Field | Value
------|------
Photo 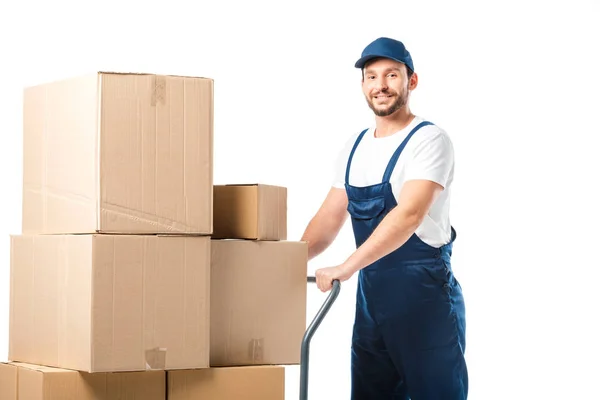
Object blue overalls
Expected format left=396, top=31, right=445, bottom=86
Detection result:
left=345, top=121, right=468, bottom=399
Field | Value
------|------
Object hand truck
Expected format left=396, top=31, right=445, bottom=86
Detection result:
left=300, top=276, right=341, bottom=400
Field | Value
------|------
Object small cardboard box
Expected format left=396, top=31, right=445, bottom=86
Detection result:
left=213, top=184, right=286, bottom=240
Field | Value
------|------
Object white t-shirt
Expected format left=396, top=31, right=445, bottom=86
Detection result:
left=332, top=116, right=455, bottom=248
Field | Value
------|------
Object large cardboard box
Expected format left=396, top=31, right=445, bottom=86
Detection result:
left=210, top=240, right=307, bottom=366
left=0, top=362, right=165, bottom=400
left=9, top=234, right=210, bottom=372
left=213, top=184, right=287, bottom=240
left=168, top=366, right=284, bottom=400
left=22, top=72, right=213, bottom=235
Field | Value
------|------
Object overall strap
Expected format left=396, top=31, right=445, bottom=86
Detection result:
left=382, top=121, right=434, bottom=183
left=345, top=128, right=370, bottom=185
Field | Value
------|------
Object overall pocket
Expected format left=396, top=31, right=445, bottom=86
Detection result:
left=347, top=196, right=386, bottom=220
left=421, top=258, right=452, bottom=288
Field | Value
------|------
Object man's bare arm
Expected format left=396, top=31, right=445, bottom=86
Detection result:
left=301, top=187, right=349, bottom=260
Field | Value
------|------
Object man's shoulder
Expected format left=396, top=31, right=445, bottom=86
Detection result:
left=407, top=118, right=454, bottom=160
left=348, top=126, right=372, bottom=141
left=339, top=126, right=373, bottom=150
left=415, top=117, right=452, bottom=142
left=410, top=119, right=453, bottom=152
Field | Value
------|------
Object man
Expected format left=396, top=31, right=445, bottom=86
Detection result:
left=300, top=37, right=468, bottom=399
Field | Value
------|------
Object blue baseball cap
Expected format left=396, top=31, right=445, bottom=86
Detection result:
left=354, top=37, right=414, bottom=72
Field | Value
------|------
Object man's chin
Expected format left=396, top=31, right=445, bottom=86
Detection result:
left=371, top=106, right=396, bottom=117
left=366, top=97, right=405, bottom=117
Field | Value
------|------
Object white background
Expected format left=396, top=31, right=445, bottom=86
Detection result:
left=1, top=0, right=599, bottom=399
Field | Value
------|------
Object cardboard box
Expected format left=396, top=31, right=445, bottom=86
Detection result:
left=0, top=362, right=165, bottom=400
left=168, top=366, right=284, bottom=400
left=22, top=72, right=213, bottom=235
left=9, top=234, right=210, bottom=372
left=210, top=240, right=307, bottom=366
left=0, top=363, right=17, bottom=399
left=213, top=184, right=286, bottom=240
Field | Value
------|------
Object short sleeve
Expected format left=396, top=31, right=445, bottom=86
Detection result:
left=331, top=132, right=361, bottom=188
left=404, top=132, right=454, bottom=188
left=332, top=144, right=349, bottom=188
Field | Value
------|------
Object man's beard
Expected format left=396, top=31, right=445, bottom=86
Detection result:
left=366, top=89, right=408, bottom=117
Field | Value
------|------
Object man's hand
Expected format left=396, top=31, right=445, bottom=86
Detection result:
left=315, top=264, right=354, bottom=292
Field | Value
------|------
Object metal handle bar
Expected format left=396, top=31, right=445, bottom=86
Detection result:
left=300, top=276, right=341, bottom=400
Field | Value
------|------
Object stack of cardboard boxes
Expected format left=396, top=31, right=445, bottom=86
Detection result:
left=0, top=72, right=308, bottom=399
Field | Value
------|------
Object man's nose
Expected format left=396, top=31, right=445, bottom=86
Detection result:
left=375, top=78, right=388, bottom=91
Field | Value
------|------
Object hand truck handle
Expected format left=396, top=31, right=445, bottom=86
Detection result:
left=300, top=276, right=341, bottom=400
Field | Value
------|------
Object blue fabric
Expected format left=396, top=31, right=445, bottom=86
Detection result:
left=354, top=37, right=415, bottom=71
left=344, top=122, right=468, bottom=399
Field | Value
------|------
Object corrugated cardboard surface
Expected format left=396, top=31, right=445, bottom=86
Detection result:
left=213, top=184, right=286, bottom=240
left=9, top=234, right=210, bottom=372
left=210, top=240, right=307, bottom=366
left=0, top=363, right=17, bottom=400
left=168, top=366, right=284, bottom=400
left=22, top=72, right=213, bottom=235
left=0, top=362, right=165, bottom=400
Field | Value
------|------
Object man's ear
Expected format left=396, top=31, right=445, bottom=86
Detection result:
left=409, top=72, right=419, bottom=90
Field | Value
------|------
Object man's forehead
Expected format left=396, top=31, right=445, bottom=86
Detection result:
left=364, top=60, right=405, bottom=73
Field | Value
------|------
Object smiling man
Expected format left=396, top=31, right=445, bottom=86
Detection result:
left=301, top=37, right=469, bottom=399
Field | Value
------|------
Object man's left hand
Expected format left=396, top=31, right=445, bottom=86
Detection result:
left=315, top=264, right=354, bottom=292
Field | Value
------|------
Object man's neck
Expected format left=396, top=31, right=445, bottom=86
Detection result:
left=374, top=108, right=416, bottom=138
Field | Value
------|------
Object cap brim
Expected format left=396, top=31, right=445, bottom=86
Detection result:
left=355, top=55, right=383, bottom=68
left=354, top=54, right=408, bottom=69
